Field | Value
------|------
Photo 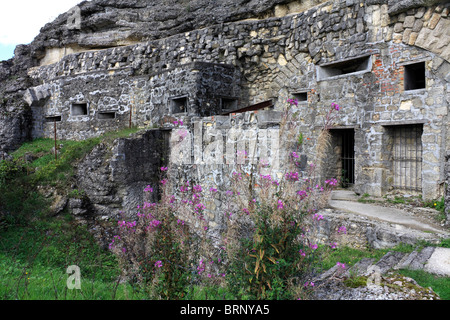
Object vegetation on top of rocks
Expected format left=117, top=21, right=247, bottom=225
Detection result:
left=0, top=127, right=141, bottom=224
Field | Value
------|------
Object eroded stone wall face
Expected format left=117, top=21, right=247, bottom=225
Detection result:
left=25, top=0, right=450, bottom=200
left=446, top=153, right=450, bottom=225
left=74, top=129, right=170, bottom=220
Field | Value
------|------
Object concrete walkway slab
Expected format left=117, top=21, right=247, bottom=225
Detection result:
left=424, top=247, right=450, bottom=277
left=328, top=199, right=447, bottom=235
left=327, top=190, right=450, bottom=278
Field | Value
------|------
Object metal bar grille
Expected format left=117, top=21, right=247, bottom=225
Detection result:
left=392, top=125, right=423, bottom=191
left=341, top=129, right=355, bottom=186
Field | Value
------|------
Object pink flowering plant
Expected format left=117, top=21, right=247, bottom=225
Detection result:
left=221, top=100, right=346, bottom=299
left=109, top=165, right=229, bottom=299
left=108, top=167, right=203, bottom=300
left=223, top=168, right=339, bottom=299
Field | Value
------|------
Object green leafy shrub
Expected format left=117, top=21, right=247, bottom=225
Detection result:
left=0, top=159, right=25, bottom=186
left=222, top=101, right=344, bottom=299
left=109, top=171, right=203, bottom=300
left=423, top=196, right=445, bottom=212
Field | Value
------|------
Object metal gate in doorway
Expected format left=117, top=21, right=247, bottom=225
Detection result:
left=341, top=129, right=355, bottom=187
left=392, top=124, right=423, bottom=192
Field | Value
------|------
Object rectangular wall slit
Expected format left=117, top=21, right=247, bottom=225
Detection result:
left=98, top=112, right=116, bottom=120
left=45, top=116, right=62, bottom=122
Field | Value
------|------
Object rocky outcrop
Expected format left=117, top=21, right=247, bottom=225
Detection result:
left=26, top=0, right=450, bottom=60
left=315, top=207, right=447, bottom=250
left=0, top=46, right=37, bottom=153
left=29, top=0, right=319, bottom=63
left=69, top=129, right=169, bottom=220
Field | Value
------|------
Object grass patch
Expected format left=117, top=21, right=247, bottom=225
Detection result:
left=439, top=238, right=450, bottom=248
left=343, top=275, right=369, bottom=288
left=0, top=212, right=236, bottom=300
left=0, top=127, right=145, bottom=300
left=386, top=195, right=407, bottom=204
left=0, top=214, right=124, bottom=300
left=397, top=269, right=450, bottom=300
left=320, top=245, right=389, bottom=271
left=357, top=193, right=376, bottom=203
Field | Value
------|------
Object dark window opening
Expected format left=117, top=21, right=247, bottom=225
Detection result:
left=171, top=97, right=188, bottom=114
left=71, top=103, right=88, bottom=116
left=98, top=112, right=116, bottom=120
left=292, top=92, right=308, bottom=103
left=45, top=116, right=62, bottom=122
left=404, top=62, right=426, bottom=91
left=221, top=98, right=238, bottom=111
left=318, top=55, right=371, bottom=80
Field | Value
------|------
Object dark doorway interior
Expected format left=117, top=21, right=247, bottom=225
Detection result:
left=327, top=129, right=355, bottom=188
left=340, top=129, right=355, bottom=187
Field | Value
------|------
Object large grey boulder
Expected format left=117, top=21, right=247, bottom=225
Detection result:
left=388, top=0, right=448, bottom=15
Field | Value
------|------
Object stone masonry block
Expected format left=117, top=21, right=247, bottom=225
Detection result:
left=412, top=18, right=424, bottom=32
left=393, top=22, right=404, bottom=33
left=402, top=29, right=412, bottom=43
left=428, top=13, right=441, bottom=29
left=415, top=7, right=426, bottom=19
left=408, top=31, right=419, bottom=45
left=403, top=15, right=415, bottom=28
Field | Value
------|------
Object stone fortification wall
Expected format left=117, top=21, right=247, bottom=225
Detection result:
left=23, top=0, right=450, bottom=201
left=0, top=0, right=448, bottom=205
left=70, top=110, right=288, bottom=247
left=73, top=109, right=449, bottom=247
left=28, top=62, right=240, bottom=141
left=74, top=110, right=285, bottom=208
